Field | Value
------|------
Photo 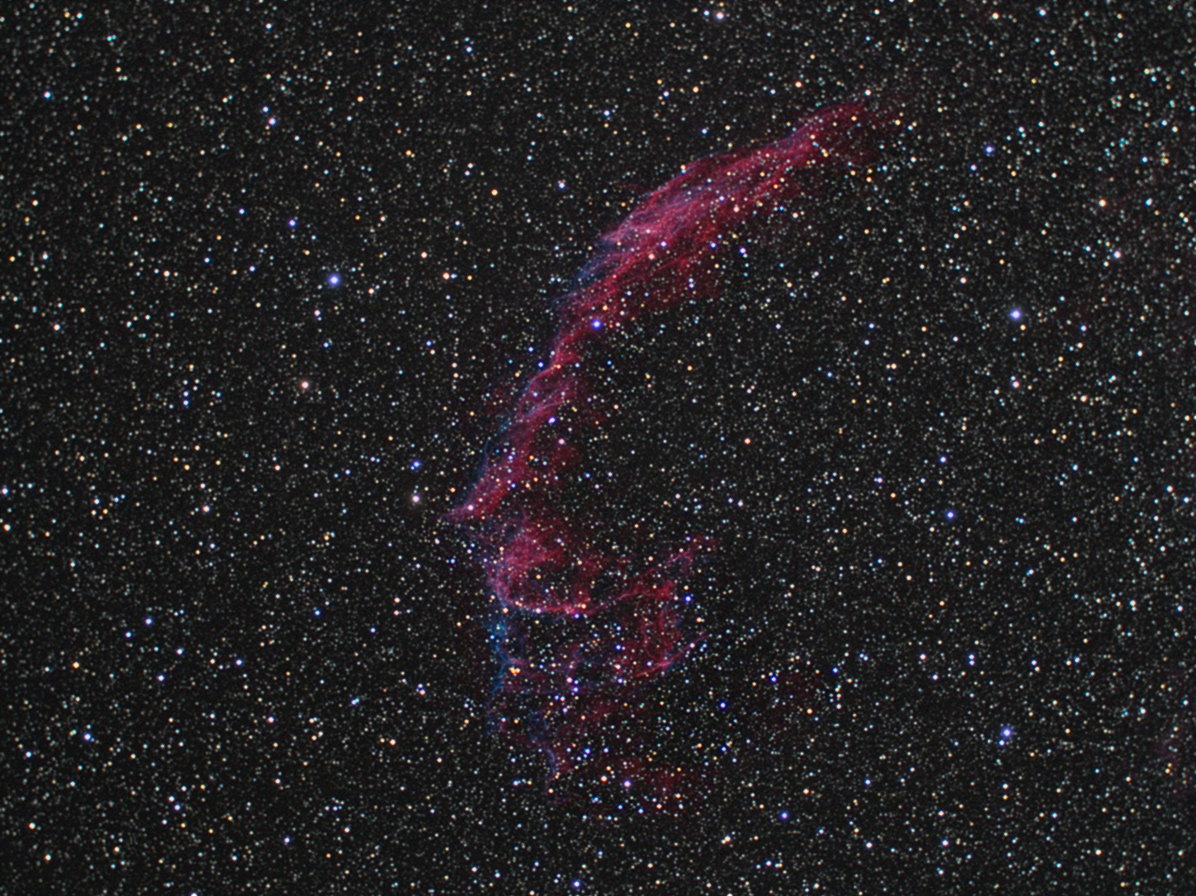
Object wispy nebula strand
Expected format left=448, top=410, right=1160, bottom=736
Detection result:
left=450, top=99, right=889, bottom=791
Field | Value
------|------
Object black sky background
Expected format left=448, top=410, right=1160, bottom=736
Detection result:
left=4, top=2, right=1195, bottom=893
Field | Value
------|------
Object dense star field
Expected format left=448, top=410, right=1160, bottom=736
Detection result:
left=4, top=3, right=1194, bottom=893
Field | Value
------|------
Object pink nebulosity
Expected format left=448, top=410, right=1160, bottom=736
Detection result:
left=450, top=99, right=888, bottom=797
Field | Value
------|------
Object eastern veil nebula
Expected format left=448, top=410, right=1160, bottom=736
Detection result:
left=449, top=99, right=889, bottom=802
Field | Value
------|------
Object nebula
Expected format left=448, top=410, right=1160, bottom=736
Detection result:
left=449, top=99, right=890, bottom=799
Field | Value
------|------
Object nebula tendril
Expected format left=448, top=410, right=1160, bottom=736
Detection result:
left=449, top=99, right=889, bottom=800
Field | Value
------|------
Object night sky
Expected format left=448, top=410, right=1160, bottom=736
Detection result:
left=5, top=3, right=1195, bottom=893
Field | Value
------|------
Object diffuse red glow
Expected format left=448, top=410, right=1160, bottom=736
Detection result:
left=450, top=99, right=887, bottom=795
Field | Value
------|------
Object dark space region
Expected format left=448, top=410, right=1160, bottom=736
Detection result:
left=3, top=3, right=1194, bottom=894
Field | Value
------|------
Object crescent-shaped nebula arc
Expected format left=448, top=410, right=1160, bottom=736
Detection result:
left=448, top=99, right=893, bottom=801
